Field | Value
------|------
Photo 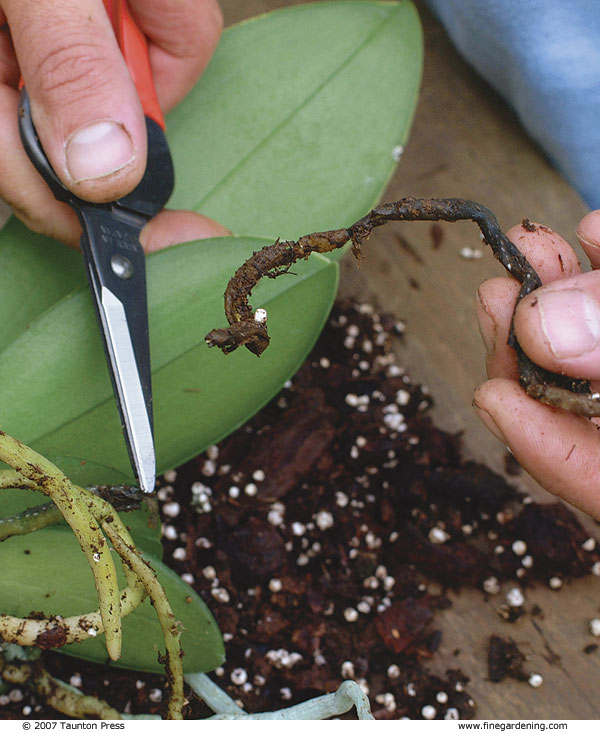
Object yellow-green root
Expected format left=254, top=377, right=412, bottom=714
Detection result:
left=0, top=430, right=185, bottom=719
left=0, top=431, right=122, bottom=659
left=1, top=657, right=121, bottom=719
left=104, top=525, right=185, bottom=720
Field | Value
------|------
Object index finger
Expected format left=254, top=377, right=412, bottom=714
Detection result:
left=576, top=210, right=600, bottom=270
left=129, top=0, right=223, bottom=112
left=476, top=220, right=582, bottom=381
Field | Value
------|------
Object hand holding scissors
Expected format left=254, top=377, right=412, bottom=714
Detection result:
left=0, top=0, right=223, bottom=246
left=13, top=0, right=225, bottom=491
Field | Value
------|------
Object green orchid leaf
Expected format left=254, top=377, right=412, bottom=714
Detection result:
left=0, top=237, right=338, bottom=484
left=167, top=0, right=423, bottom=242
left=0, top=218, right=82, bottom=353
left=0, top=528, right=224, bottom=674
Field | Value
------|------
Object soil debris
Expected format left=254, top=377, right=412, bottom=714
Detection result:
left=487, top=635, right=528, bottom=683
left=3, top=301, right=600, bottom=720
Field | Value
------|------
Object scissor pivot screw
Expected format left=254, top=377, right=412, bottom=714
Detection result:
left=111, top=253, right=134, bottom=279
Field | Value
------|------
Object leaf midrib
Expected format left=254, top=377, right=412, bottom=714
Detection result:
left=191, top=2, right=403, bottom=216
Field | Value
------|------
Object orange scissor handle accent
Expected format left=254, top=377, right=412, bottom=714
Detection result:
left=18, top=1, right=164, bottom=129
left=103, top=0, right=165, bottom=130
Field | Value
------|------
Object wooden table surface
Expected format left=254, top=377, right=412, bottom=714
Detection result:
left=226, top=0, right=599, bottom=719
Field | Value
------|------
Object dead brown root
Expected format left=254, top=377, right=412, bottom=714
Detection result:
left=205, top=197, right=600, bottom=418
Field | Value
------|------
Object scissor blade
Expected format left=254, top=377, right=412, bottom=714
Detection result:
left=78, top=204, right=156, bottom=493
left=99, top=286, right=155, bottom=494
left=18, top=92, right=170, bottom=496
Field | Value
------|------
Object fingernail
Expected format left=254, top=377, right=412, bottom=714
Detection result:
left=472, top=398, right=508, bottom=444
left=575, top=228, right=597, bottom=249
left=65, top=121, right=135, bottom=183
left=576, top=220, right=600, bottom=250
left=537, top=287, right=600, bottom=358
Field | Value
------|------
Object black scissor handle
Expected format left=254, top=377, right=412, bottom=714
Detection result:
left=18, top=89, right=174, bottom=221
left=18, top=90, right=73, bottom=205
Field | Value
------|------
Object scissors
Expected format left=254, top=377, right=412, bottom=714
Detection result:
left=18, top=0, right=174, bottom=493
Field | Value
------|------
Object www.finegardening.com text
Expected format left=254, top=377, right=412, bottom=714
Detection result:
left=459, top=723, right=568, bottom=731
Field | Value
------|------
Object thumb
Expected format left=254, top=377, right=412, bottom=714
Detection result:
left=6, top=0, right=147, bottom=202
left=514, top=270, right=600, bottom=381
